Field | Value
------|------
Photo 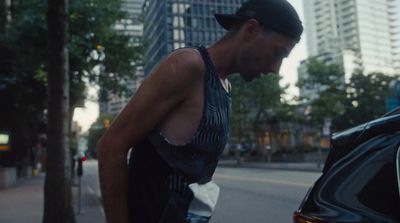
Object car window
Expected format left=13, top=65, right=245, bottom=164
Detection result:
left=358, top=162, right=399, bottom=220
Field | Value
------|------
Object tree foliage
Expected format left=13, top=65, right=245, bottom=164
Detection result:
left=1, top=0, right=145, bottom=113
left=69, top=0, right=145, bottom=104
left=1, top=1, right=144, bottom=220
left=229, top=75, right=253, bottom=144
left=298, top=59, right=398, bottom=131
left=297, top=58, right=346, bottom=128
left=334, top=72, right=398, bottom=130
left=1, top=0, right=144, bottom=163
left=0, top=1, right=47, bottom=166
left=229, top=73, right=291, bottom=152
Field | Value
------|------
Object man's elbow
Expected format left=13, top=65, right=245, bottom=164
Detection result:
left=96, top=133, right=129, bottom=163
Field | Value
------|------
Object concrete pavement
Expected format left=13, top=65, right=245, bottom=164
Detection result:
left=0, top=174, right=44, bottom=223
left=0, top=173, right=105, bottom=223
left=73, top=175, right=105, bottom=223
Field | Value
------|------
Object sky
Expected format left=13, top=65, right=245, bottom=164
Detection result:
left=73, top=86, right=100, bottom=132
left=73, top=0, right=308, bottom=132
left=280, top=0, right=307, bottom=98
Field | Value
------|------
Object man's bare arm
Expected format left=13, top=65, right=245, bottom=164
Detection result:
left=96, top=49, right=204, bottom=223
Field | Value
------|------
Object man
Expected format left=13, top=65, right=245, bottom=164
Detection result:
left=97, top=0, right=303, bottom=222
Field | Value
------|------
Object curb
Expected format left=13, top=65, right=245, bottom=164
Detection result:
left=218, top=161, right=324, bottom=173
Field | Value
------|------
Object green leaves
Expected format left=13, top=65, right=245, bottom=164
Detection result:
left=297, top=58, right=399, bottom=131
left=68, top=0, right=145, bottom=102
left=229, top=74, right=287, bottom=145
left=1, top=0, right=145, bottom=109
left=297, top=58, right=346, bottom=127
left=337, top=72, right=398, bottom=129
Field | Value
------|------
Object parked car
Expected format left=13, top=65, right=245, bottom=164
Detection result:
left=294, top=110, right=400, bottom=223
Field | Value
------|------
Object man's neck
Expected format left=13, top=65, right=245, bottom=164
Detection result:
left=207, top=40, right=238, bottom=80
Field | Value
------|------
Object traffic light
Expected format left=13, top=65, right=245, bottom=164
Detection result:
left=103, top=119, right=110, bottom=129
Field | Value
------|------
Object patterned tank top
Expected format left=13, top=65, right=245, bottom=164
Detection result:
left=148, top=45, right=231, bottom=183
left=128, top=46, right=231, bottom=223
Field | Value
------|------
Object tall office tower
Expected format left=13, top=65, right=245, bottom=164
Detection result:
left=99, top=0, right=145, bottom=116
left=143, top=0, right=246, bottom=74
left=302, top=0, right=399, bottom=79
left=115, top=0, right=145, bottom=40
left=390, top=0, right=400, bottom=73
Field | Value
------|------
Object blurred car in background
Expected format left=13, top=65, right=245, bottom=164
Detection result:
left=294, top=109, right=400, bottom=223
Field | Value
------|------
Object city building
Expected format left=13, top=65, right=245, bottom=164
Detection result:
left=99, top=69, right=144, bottom=115
left=299, top=0, right=400, bottom=100
left=391, top=0, right=400, bottom=72
left=303, top=0, right=399, bottom=75
left=143, top=0, right=246, bottom=74
left=115, top=0, right=145, bottom=40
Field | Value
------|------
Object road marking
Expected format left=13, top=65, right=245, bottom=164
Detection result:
left=214, top=174, right=312, bottom=187
left=87, top=184, right=105, bottom=217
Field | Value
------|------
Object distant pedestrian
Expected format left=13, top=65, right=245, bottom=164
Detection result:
left=36, top=134, right=47, bottom=172
left=97, top=0, right=303, bottom=222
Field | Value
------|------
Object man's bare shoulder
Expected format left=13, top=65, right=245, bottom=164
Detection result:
left=132, top=47, right=205, bottom=106
left=160, top=48, right=205, bottom=80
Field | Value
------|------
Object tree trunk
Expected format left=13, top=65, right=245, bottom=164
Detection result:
left=43, top=0, right=76, bottom=222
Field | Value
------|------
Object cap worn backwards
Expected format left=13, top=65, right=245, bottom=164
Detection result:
left=215, top=0, right=303, bottom=42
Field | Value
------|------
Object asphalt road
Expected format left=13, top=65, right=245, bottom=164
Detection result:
left=211, top=167, right=321, bottom=223
left=82, top=160, right=321, bottom=223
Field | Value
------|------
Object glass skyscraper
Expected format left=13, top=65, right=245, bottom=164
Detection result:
left=143, top=0, right=246, bottom=74
left=115, top=0, right=145, bottom=40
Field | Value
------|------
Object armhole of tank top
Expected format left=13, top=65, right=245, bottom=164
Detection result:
left=189, top=47, right=201, bottom=56
left=150, top=46, right=208, bottom=147
left=181, top=47, right=208, bottom=80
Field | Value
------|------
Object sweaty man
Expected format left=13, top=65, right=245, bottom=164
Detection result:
left=97, top=0, right=303, bottom=222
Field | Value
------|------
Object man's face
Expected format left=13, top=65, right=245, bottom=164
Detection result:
left=236, top=26, right=297, bottom=82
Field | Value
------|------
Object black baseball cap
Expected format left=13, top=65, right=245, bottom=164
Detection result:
left=215, top=0, right=303, bottom=42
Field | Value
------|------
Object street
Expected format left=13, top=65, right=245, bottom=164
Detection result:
left=82, top=160, right=321, bottom=223
left=211, top=167, right=320, bottom=223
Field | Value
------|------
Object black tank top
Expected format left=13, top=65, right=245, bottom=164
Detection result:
left=128, top=46, right=231, bottom=223
left=148, top=45, right=231, bottom=183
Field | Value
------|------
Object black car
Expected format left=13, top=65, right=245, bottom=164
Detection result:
left=294, top=111, right=400, bottom=223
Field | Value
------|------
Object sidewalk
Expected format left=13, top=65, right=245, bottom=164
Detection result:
left=218, top=159, right=324, bottom=172
left=73, top=175, right=105, bottom=223
left=0, top=173, right=105, bottom=223
left=0, top=174, right=44, bottom=223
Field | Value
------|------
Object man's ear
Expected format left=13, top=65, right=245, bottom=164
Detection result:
left=242, top=19, right=263, bottom=38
